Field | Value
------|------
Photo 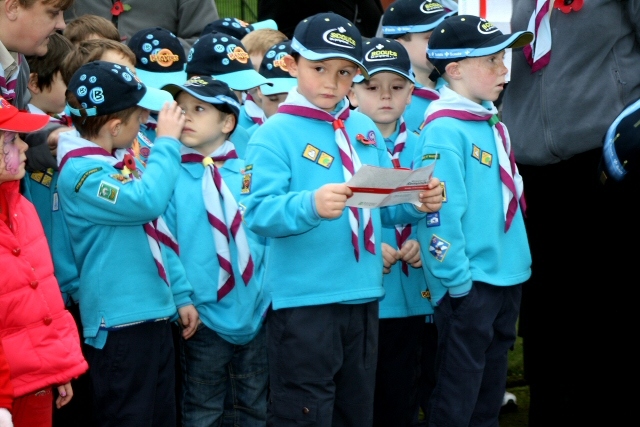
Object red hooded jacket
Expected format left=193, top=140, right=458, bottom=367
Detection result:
left=0, top=180, right=88, bottom=398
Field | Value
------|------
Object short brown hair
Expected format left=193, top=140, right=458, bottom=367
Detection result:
left=61, top=39, right=136, bottom=86
left=19, top=0, right=74, bottom=10
left=241, top=29, right=288, bottom=56
left=66, top=92, right=139, bottom=139
left=63, top=14, right=121, bottom=45
left=25, top=32, right=74, bottom=90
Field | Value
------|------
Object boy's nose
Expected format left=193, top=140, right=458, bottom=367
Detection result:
left=55, top=13, right=66, bottom=31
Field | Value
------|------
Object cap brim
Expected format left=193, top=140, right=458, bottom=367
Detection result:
left=0, top=110, right=49, bottom=132
left=470, top=31, right=534, bottom=57
left=602, top=98, right=640, bottom=182
left=382, top=10, right=457, bottom=35
left=138, top=87, right=174, bottom=111
left=251, top=19, right=278, bottom=31
left=215, top=69, right=274, bottom=91
left=136, top=67, right=188, bottom=90
left=161, top=83, right=241, bottom=116
left=260, top=77, right=298, bottom=95
left=353, top=66, right=414, bottom=84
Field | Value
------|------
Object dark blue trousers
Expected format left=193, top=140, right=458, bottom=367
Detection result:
left=427, top=282, right=521, bottom=427
left=85, top=320, right=176, bottom=427
left=266, top=301, right=378, bottom=427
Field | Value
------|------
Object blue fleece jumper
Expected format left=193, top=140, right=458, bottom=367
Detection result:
left=22, top=169, right=80, bottom=305
left=413, top=88, right=531, bottom=305
left=163, top=149, right=269, bottom=345
left=56, top=131, right=193, bottom=348
left=404, top=83, right=442, bottom=136
left=240, top=102, right=427, bottom=310
left=380, top=123, right=434, bottom=319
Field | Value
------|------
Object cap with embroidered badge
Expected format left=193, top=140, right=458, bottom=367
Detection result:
left=66, top=60, right=173, bottom=117
left=186, top=31, right=273, bottom=91
left=599, top=99, right=640, bottom=184
left=291, top=12, right=369, bottom=79
left=427, top=15, right=533, bottom=81
left=258, top=40, right=297, bottom=96
left=382, top=0, right=457, bottom=37
left=200, top=17, right=278, bottom=39
left=163, top=76, right=241, bottom=119
left=127, top=27, right=188, bottom=90
left=0, top=97, right=49, bottom=132
left=353, top=37, right=414, bottom=84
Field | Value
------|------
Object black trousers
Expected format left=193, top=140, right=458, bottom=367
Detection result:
left=85, top=320, right=176, bottom=427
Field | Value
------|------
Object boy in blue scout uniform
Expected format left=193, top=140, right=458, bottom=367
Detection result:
left=185, top=31, right=273, bottom=156
left=127, top=26, right=188, bottom=166
left=347, top=37, right=438, bottom=427
left=381, top=0, right=456, bottom=135
left=239, top=12, right=443, bottom=426
left=413, top=16, right=533, bottom=426
left=161, top=76, right=270, bottom=427
left=56, top=60, right=199, bottom=427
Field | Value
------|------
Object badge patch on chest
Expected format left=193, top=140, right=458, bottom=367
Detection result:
left=303, top=144, right=320, bottom=162
left=429, top=235, right=450, bottom=262
left=97, top=180, right=119, bottom=204
left=317, top=152, right=334, bottom=168
left=480, top=151, right=493, bottom=167
left=440, top=181, right=447, bottom=203
left=426, top=212, right=440, bottom=227
left=472, top=144, right=481, bottom=160
left=30, top=168, right=54, bottom=188
left=241, top=173, right=252, bottom=194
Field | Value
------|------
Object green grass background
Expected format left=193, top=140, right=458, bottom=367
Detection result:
left=216, top=0, right=260, bottom=22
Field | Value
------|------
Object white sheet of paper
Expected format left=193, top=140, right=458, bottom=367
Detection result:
left=346, top=163, right=436, bottom=208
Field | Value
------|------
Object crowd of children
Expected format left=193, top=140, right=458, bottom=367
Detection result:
left=0, top=0, right=539, bottom=426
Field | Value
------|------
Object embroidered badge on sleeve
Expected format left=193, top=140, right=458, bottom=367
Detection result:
left=429, top=235, right=450, bottom=262
left=97, top=180, right=119, bottom=203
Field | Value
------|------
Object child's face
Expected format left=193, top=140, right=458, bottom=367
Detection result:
left=261, top=92, right=288, bottom=118
left=397, top=31, right=434, bottom=75
left=36, top=71, right=67, bottom=114
left=9, top=0, right=66, bottom=56
left=453, top=51, right=508, bottom=104
left=349, top=72, right=413, bottom=128
left=0, top=131, right=28, bottom=183
left=176, top=92, right=234, bottom=155
left=113, top=107, right=149, bottom=149
left=287, top=57, right=359, bottom=112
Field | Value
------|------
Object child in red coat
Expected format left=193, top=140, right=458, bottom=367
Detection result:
left=0, top=98, right=89, bottom=427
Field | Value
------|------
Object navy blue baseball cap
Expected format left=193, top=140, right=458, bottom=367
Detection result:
left=291, top=12, right=369, bottom=79
left=66, top=60, right=173, bottom=117
left=382, top=0, right=456, bottom=37
left=258, top=41, right=297, bottom=96
left=127, top=27, right=187, bottom=90
left=600, top=99, right=640, bottom=183
left=186, top=32, right=272, bottom=91
left=201, top=17, right=278, bottom=39
left=353, top=37, right=414, bottom=84
left=163, top=76, right=241, bottom=118
left=428, top=15, right=533, bottom=80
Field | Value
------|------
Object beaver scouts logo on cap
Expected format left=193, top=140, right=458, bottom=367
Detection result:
left=323, top=25, right=357, bottom=49
left=365, top=44, right=399, bottom=62
left=184, top=76, right=210, bottom=87
left=420, top=0, right=446, bottom=14
left=150, top=48, right=181, bottom=67
left=227, top=43, right=249, bottom=64
left=477, top=18, right=500, bottom=35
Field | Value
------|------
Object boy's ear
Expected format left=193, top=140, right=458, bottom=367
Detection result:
left=405, top=83, right=415, bottom=106
left=223, top=113, right=236, bottom=134
left=27, top=72, right=41, bottom=94
left=445, top=62, right=462, bottom=80
left=106, top=118, right=123, bottom=137
left=346, top=87, right=359, bottom=108
left=283, top=55, right=298, bottom=78
left=4, top=0, right=20, bottom=20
